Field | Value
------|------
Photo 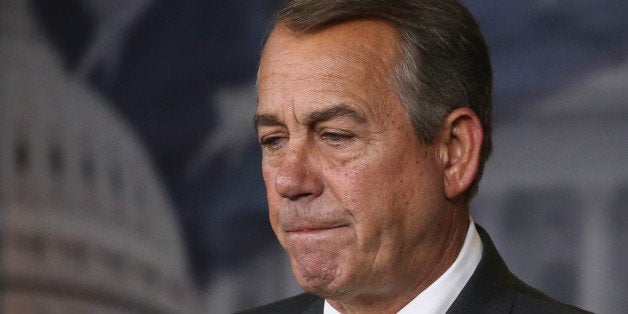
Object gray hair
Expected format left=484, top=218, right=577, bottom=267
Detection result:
left=266, top=0, right=492, bottom=201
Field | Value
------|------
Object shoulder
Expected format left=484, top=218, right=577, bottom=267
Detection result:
left=448, top=225, right=591, bottom=313
left=237, top=293, right=323, bottom=314
left=510, top=289, right=592, bottom=313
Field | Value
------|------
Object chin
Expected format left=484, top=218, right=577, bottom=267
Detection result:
left=293, top=263, right=353, bottom=299
left=300, top=280, right=352, bottom=300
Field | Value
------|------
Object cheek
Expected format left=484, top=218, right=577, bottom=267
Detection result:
left=325, top=160, right=398, bottom=222
left=334, top=147, right=433, bottom=219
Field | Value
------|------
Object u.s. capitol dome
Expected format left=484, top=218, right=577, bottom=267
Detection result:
left=0, top=0, right=199, bottom=312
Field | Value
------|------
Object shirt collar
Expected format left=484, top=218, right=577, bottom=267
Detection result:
left=324, top=218, right=483, bottom=314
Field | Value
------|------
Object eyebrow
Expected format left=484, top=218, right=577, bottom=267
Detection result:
left=254, top=104, right=366, bottom=129
left=253, top=113, right=282, bottom=129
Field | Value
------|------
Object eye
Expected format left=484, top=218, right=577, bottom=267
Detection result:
left=320, top=131, right=354, bottom=147
left=259, top=135, right=287, bottom=151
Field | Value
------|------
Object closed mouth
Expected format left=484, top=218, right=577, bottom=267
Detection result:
left=285, top=223, right=349, bottom=233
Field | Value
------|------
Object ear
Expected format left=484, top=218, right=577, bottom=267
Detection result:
left=436, top=108, right=484, bottom=200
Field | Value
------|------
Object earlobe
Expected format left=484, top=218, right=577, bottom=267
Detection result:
left=440, top=108, right=483, bottom=200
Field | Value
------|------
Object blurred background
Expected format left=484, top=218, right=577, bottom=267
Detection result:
left=1, top=0, right=626, bottom=313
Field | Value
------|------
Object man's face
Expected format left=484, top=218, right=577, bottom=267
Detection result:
left=256, top=20, right=454, bottom=301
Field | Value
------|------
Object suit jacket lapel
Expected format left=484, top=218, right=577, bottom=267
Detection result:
left=303, top=297, right=324, bottom=314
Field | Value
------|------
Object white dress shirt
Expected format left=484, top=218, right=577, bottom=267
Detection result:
left=324, top=219, right=483, bottom=314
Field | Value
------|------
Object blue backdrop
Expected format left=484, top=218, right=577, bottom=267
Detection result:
left=21, top=0, right=628, bottom=312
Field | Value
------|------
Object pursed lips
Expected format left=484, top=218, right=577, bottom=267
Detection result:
left=283, top=221, right=350, bottom=233
left=278, top=205, right=355, bottom=236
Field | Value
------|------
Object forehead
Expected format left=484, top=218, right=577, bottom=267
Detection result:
left=257, top=19, right=402, bottom=118
left=266, top=18, right=398, bottom=54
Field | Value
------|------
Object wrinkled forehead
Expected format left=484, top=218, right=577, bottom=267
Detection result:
left=257, top=20, right=402, bottom=116
left=259, top=19, right=401, bottom=80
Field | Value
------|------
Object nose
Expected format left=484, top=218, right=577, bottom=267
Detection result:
left=273, top=145, right=323, bottom=201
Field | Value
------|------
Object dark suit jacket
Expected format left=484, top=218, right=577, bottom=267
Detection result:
left=239, top=225, right=590, bottom=313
